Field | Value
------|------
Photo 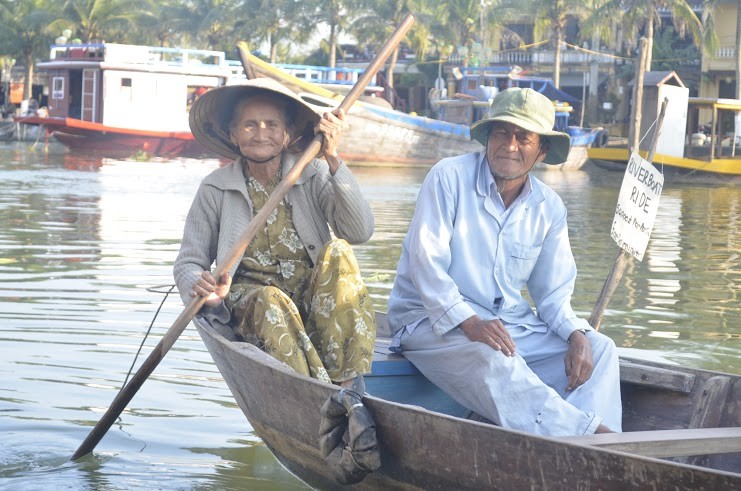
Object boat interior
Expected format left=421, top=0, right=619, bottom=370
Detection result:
left=369, top=313, right=741, bottom=471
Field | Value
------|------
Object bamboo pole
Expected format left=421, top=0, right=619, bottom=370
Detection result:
left=71, top=13, right=415, bottom=461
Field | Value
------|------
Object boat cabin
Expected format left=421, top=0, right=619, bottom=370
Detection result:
left=686, top=97, right=741, bottom=159
left=38, top=43, right=233, bottom=132
left=432, top=65, right=584, bottom=127
left=457, top=65, right=582, bottom=108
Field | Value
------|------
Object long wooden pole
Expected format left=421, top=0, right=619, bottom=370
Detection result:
left=71, top=13, right=415, bottom=461
left=628, top=37, right=648, bottom=154
left=588, top=97, right=668, bottom=330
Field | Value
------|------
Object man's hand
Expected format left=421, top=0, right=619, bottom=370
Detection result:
left=316, top=109, right=346, bottom=173
left=190, top=270, right=232, bottom=307
left=458, top=315, right=516, bottom=356
left=565, top=330, right=594, bottom=390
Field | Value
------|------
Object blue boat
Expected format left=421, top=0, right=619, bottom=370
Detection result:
left=235, top=51, right=482, bottom=166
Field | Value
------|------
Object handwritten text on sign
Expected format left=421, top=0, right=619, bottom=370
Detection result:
left=610, top=152, right=664, bottom=261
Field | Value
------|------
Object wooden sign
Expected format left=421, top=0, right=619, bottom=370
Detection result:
left=610, top=152, right=664, bottom=261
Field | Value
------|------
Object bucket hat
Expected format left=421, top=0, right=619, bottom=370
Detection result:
left=469, top=87, right=571, bottom=165
left=189, top=77, right=321, bottom=160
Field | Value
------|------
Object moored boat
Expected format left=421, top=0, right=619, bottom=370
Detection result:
left=588, top=97, right=741, bottom=184
left=0, top=119, right=15, bottom=141
left=17, top=43, right=234, bottom=158
left=194, top=313, right=741, bottom=490
left=237, top=50, right=482, bottom=166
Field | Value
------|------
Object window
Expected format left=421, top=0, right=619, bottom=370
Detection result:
left=52, top=77, right=65, bottom=99
left=121, top=78, right=132, bottom=87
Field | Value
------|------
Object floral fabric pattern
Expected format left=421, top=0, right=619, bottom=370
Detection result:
left=226, top=175, right=375, bottom=383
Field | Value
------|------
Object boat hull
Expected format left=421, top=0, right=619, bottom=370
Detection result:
left=321, top=100, right=481, bottom=166
left=240, top=53, right=482, bottom=166
left=0, top=120, right=15, bottom=141
left=588, top=147, right=741, bottom=184
left=17, top=116, right=212, bottom=158
left=195, top=318, right=741, bottom=490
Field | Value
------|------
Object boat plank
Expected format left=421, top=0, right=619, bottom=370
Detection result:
left=561, top=427, right=741, bottom=458
left=619, top=359, right=696, bottom=393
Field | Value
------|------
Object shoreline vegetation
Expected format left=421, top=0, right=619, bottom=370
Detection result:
left=0, top=0, right=719, bottom=128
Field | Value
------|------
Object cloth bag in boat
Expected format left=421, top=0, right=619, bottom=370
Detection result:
left=319, top=375, right=381, bottom=484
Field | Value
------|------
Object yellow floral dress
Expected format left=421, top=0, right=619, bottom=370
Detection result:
left=225, top=173, right=376, bottom=384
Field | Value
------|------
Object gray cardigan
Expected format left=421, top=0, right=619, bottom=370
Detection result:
left=173, top=152, right=375, bottom=317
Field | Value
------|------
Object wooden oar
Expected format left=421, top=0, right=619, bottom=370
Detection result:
left=588, top=97, right=668, bottom=330
left=71, top=13, right=415, bottom=461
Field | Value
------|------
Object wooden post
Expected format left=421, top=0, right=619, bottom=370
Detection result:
left=589, top=97, right=668, bottom=330
left=628, top=38, right=648, bottom=154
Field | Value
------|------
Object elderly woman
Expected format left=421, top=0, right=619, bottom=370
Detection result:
left=174, top=78, right=375, bottom=387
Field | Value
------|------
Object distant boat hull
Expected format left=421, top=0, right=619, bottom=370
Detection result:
left=588, top=147, right=741, bottom=184
left=0, top=120, right=15, bottom=141
left=17, top=116, right=210, bottom=158
left=239, top=53, right=482, bottom=166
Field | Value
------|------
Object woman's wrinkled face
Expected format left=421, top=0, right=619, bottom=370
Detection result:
left=229, top=97, right=290, bottom=163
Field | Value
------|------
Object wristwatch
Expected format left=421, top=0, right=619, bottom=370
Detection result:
left=568, top=328, right=588, bottom=343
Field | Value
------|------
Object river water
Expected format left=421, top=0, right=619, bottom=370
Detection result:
left=1, top=141, right=739, bottom=490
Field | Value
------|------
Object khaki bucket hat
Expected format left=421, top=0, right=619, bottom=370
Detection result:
left=189, top=77, right=321, bottom=160
left=470, top=87, right=571, bottom=165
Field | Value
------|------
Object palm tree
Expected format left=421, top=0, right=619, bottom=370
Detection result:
left=61, top=0, right=155, bottom=43
left=237, top=0, right=307, bottom=63
left=350, top=0, right=434, bottom=107
left=588, top=0, right=716, bottom=72
left=528, top=0, right=591, bottom=89
left=137, top=0, right=196, bottom=48
left=428, top=0, right=521, bottom=68
left=0, top=0, right=58, bottom=100
left=431, top=0, right=481, bottom=66
left=297, top=0, right=353, bottom=68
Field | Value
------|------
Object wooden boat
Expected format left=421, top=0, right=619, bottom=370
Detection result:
left=194, top=313, right=741, bottom=489
left=15, top=115, right=206, bottom=156
left=588, top=97, right=741, bottom=183
left=237, top=51, right=482, bottom=166
left=0, top=119, right=15, bottom=141
left=17, top=43, right=233, bottom=158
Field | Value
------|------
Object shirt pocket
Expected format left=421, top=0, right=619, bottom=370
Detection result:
left=507, top=242, right=542, bottom=287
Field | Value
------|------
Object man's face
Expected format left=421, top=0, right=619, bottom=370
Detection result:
left=486, top=122, right=547, bottom=181
left=229, top=97, right=289, bottom=162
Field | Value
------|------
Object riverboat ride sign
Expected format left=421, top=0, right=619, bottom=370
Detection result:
left=610, top=152, right=664, bottom=261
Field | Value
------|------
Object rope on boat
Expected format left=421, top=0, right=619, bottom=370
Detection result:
left=121, top=284, right=177, bottom=388
left=318, top=375, right=381, bottom=484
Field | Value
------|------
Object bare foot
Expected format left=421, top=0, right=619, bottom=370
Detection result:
left=336, top=379, right=354, bottom=389
left=595, top=424, right=615, bottom=434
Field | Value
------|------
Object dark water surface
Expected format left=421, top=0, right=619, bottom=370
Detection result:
left=1, top=142, right=739, bottom=490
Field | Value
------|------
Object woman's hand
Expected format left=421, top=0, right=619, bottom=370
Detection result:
left=316, top=108, right=346, bottom=173
left=190, top=270, right=232, bottom=307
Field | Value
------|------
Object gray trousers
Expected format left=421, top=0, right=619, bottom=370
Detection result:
left=398, top=320, right=623, bottom=436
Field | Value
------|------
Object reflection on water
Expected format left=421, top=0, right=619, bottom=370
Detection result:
left=0, top=142, right=739, bottom=489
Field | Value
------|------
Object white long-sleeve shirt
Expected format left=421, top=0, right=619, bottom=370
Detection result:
left=387, top=151, right=592, bottom=342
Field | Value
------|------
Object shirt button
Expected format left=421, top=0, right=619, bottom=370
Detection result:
left=308, top=245, right=315, bottom=250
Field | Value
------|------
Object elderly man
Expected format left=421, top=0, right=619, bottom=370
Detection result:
left=175, top=78, right=375, bottom=388
left=387, top=87, right=622, bottom=436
